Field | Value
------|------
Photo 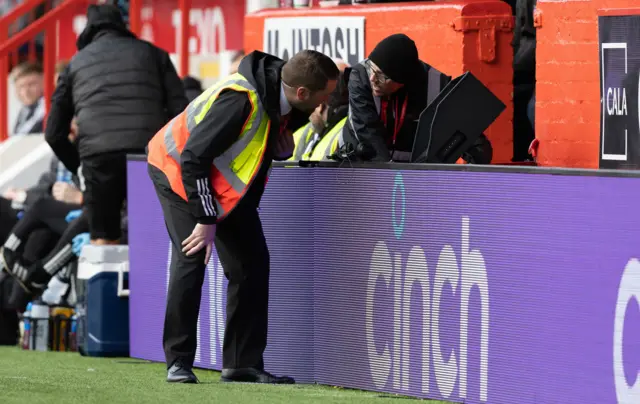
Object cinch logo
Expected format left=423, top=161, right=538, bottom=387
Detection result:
left=614, top=258, right=640, bottom=402
left=166, top=244, right=226, bottom=366
left=365, top=173, right=490, bottom=402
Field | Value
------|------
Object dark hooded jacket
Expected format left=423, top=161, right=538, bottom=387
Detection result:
left=45, top=4, right=188, bottom=173
left=175, top=51, right=307, bottom=223
left=182, top=76, right=203, bottom=103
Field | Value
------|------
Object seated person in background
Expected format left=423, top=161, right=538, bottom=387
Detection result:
left=0, top=119, right=79, bottom=242
left=342, top=33, right=492, bottom=163
left=11, top=62, right=45, bottom=136
left=229, top=50, right=245, bottom=75
left=18, top=199, right=129, bottom=309
left=290, top=67, right=351, bottom=161
left=0, top=126, right=84, bottom=298
left=290, top=59, right=350, bottom=161
left=5, top=205, right=88, bottom=310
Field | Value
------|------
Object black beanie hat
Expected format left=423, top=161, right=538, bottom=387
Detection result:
left=368, top=34, right=420, bottom=85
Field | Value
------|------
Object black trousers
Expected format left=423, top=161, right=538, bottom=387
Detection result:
left=9, top=197, right=79, bottom=242
left=3, top=197, right=86, bottom=277
left=0, top=197, right=19, bottom=344
left=79, top=151, right=131, bottom=241
left=0, top=197, right=18, bottom=244
left=36, top=212, right=89, bottom=277
left=3, top=197, right=78, bottom=266
left=149, top=165, right=270, bottom=370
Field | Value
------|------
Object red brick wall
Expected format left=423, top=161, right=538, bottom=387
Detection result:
left=245, top=0, right=515, bottom=163
left=536, top=0, right=639, bottom=168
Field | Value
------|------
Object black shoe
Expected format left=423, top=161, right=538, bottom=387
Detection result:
left=23, top=262, right=52, bottom=297
left=167, top=360, right=199, bottom=384
left=220, top=368, right=295, bottom=384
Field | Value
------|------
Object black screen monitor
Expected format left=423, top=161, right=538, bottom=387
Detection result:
left=411, top=71, right=506, bottom=164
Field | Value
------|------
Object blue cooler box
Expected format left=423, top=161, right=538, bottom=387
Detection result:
left=75, top=245, right=130, bottom=357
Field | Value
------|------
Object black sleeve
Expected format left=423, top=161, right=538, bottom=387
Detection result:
left=45, top=65, right=80, bottom=174
left=158, top=49, right=189, bottom=119
left=347, top=68, right=391, bottom=161
left=24, top=158, right=57, bottom=206
left=181, top=90, right=252, bottom=224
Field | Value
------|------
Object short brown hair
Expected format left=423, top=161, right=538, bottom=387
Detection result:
left=281, top=50, right=339, bottom=92
left=12, top=61, right=43, bottom=82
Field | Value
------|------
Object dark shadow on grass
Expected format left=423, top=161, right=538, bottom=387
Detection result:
left=113, top=360, right=156, bottom=365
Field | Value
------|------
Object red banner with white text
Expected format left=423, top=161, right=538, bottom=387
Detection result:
left=57, top=0, right=245, bottom=61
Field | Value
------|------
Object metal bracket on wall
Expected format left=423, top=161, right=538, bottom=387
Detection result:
left=452, top=16, right=513, bottom=63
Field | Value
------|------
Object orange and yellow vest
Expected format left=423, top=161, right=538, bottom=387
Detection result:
left=147, top=73, right=271, bottom=220
left=288, top=123, right=315, bottom=162
left=308, top=117, right=346, bottom=161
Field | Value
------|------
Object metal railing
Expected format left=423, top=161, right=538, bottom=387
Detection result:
left=0, top=0, right=95, bottom=141
left=0, top=0, right=192, bottom=141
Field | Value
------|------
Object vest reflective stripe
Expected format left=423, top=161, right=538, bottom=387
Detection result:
left=290, top=124, right=315, bottom=161
left=164, top=118, right=179, bottom=162
left=149, top=73, right=271, bottom=219
left=310, top=117, right=347, bottom=161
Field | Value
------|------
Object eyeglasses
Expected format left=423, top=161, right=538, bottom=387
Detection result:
left=365, top=59, right=390, bottom=85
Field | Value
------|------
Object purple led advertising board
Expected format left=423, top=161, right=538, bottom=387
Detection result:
left=128, top=159, right=640, bottom=404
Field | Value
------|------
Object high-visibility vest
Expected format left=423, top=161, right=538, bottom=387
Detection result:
left=147, top=73, right=271, bottom=220
left=309, top=117, right=346, bottom=161
left=288, top=123, right=315, bottom=162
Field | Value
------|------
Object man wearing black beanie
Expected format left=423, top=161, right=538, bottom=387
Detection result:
left=342, top=33, right=493, bottom=163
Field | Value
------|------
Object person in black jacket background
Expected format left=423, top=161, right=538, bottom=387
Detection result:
left=45, top=4, right=188, bottom=246
left=512, top=0, right=537, bottom=161
left=182, top=76, right=203, bottom=103
left=343, top=34, right=493, bottom=163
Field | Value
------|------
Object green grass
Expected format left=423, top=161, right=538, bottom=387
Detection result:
left=0, top=347, right=449, bottom=404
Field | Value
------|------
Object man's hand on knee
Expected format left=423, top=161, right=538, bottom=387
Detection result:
left=182, top=223, right=216, bottom=264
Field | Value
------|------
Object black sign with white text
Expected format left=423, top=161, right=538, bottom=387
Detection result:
left=599, top=15, right=640, bottom=169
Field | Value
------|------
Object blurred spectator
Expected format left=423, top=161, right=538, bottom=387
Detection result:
left=342, top=33, right=492, bottom=163
left=11, top=62, right=44, bottom=136
left=54, top=60, right=69, bottom=84
left=307, top=69, right=351, bottom=161
left=0, top=128, right=82, bottom=307
left=332, top=58, right=349, bottom=72
left=1, top=0, right=47, bottom=66
left=229, top=50, right=245, bottom=75
left=512, top=0, right=536, bottom=161
left=290, top=60, right=350, bottom=160
left=182, top=76, right=203, bottom=103
left=44, top=4, right=187, bottom=246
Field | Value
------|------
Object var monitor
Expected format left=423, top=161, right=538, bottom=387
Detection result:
left=411, top=71, right=506, bottom=164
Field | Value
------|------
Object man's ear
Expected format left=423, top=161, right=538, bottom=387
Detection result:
left=296, top=87, right=309, bottom=100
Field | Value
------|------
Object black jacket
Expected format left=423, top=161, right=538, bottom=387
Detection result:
left=513, top=0, right=537, bottom=87
left=178, top=51, right=307, bottom=224
left=182, top=76, right=204, bottom=103
left=343, top=61, right=450, bottom=161
left=45, top=5, right=188, bottom=174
